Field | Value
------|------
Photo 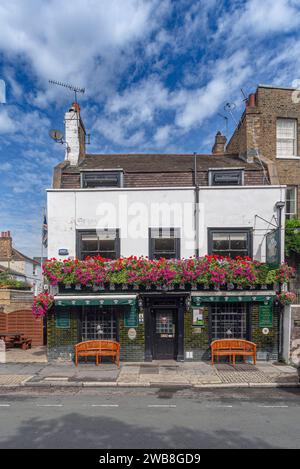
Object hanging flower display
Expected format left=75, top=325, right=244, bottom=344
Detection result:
left=32, top=292, right=54, bottom=318
left=277, top=291, right=297, bottom=305
left=42, top=256, right=294, bottom=290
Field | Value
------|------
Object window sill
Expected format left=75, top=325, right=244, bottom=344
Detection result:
left=276, top=155, right=300, bottom=160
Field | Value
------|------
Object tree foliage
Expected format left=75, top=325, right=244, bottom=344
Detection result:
left=285, top=218, right=300, bottom=257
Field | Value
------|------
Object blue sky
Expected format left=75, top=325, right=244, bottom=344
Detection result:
left=0, top=0, right=300, bottom=257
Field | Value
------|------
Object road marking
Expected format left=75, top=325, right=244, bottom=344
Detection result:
left=37, top=404, right=63, bottom=407
left=0, top=404, right=10, bottom=407
left=258, top=405, right=289, bottom=408
left=147, top=404, right=176, bottom=408
left=91, top=404, right=119, bottom=407
left=215, top=405, right=233, bottom=408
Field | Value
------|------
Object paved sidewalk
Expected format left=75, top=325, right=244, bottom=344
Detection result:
left=0, top=360, right=298, bottom=388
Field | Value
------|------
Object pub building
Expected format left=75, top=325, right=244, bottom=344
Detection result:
left=45, top=102, right=289, bottom=362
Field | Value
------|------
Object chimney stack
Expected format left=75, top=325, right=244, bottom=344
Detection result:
left=246, top=93, right=256, bottom=108
left=212, top=131, right=227, bottom=155
left=0, top=231, right=12, bottom=260
left=64, top=102, right=86, bottom=166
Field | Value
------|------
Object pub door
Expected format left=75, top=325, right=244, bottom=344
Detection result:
left=152, top=308, right=177, bottom=360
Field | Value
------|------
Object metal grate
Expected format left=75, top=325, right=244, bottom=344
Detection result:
left=82, top=306, right=116, bottom=341
left=211, top=303, right=248, bottom=340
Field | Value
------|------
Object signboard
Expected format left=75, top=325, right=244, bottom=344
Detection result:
left=124, top=306, right=138, bottom=328
left=266, top=229, right=280, bottom=268
left=192, top=295, right=274, bottom=306
left=259, top=305, right=273, bottom=328
left=56, top=311, right=70, bottom=329
left=128, top=328, right=137, bottom=340
left=192, top=307, right=204, bottom=326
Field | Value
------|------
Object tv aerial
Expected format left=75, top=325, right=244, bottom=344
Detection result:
left=48, top=79, right=85, bottom=102
left=217, top=112, right=229, bottom=135
left=224, top=102, right=238, bottom=125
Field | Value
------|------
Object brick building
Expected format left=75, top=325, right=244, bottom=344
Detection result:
left=0, top=231, right=42, bottom=294
left=226, top=84, right=300, bottom=364
left=227, top=84, right=300, bottom=220
left=45, top=102, right=289, bottom=363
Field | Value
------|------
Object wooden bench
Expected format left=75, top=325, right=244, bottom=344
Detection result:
left=74, top=340, right=120, bottom=367
left=211, top=339, right=256, bottom=366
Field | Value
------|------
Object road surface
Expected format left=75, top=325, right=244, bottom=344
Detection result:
left=0, top=387, right=299, bottom=449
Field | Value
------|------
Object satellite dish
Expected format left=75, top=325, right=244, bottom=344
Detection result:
left=49, top=129, right=64, bottom=142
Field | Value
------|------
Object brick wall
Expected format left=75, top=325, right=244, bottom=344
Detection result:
left=60, top=169, right=265, bottom=189
left=227, top=86, right=300, bottom=215
left=0, top=233, right=12, bottom=260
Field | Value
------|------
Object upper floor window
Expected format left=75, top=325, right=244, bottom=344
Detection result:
left=209, top=169, right=243, bottom=186
left=81, top=171, right=123, bottom=188
left=286, top=186, right=297, bottom=219
left=77, top=229, right=120, bottom=260
left=208, top=228, right=252, bottom=258
left=276, top=118, right=297, bottom=158
left=149, top=228, right=180, bottom=260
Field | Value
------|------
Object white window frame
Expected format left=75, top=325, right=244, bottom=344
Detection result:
left=276, top=118, right=298, bottom=159
left=286, top=186, right=297, bottom=220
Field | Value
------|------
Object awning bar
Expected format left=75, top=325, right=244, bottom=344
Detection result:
left=54, top=294, right=137, bottom=306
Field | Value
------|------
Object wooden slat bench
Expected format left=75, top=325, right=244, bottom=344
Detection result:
left=74, top=340, right=120, bottom=367
left=211, top=339, right=256, bottom=366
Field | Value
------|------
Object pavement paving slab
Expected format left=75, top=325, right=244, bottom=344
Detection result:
left=0, top=359, right=298, bottom=388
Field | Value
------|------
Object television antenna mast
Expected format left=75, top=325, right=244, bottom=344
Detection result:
left=48, top=79, right=85, bottom=103
left=224, top=102, right=238, bottom=126
left=217, top=113, right=229, bottom=135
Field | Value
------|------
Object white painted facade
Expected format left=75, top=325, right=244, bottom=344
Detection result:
left=47, top=185, right=285, bottom=262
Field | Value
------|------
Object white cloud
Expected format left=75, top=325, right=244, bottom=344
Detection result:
left=0, top=0, right=169, bottom=106
left=0, top=108, right=16, bottom=133
left=217, top=0, right=300, bottom=40
left=94, top=51, right=251, bottom=146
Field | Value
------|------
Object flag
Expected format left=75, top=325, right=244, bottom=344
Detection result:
left=42, top=214, right=48, bottom=248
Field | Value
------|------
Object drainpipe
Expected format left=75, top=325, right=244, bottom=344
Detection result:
left=276, top=200, right=285, bottom=360
left=194, top=152, right=199, bottom=257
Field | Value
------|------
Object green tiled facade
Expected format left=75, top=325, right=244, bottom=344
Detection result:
left=184, top=307, right=210, bottom=360
left=47, top=300, right=280, bottom=362
left=119, top=317, right=145, bottom=361
left=251, top=304, right=279, bottom=360
left=47, top=306, right=79, bottom=359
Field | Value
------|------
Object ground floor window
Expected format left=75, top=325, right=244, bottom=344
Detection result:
left=210, top=303, right=249, bottom=340
left=81, top=306, right=117, bottom=341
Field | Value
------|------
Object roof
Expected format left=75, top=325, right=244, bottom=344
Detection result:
left=11, top=249, right=39, bottom=265
left=69, top=153, right=263, bottom=173
left=0, top=264, right=26, bottom=278
left=258, top=84, right=296, bottom=91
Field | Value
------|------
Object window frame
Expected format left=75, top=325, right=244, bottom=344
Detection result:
left=149, top=227, right=181, bottom=260
left=80, top=170, right=123, bottom=188
left=276, top=118, right=298, bottom=158
left=286, top=186, right=297, bottom=219
left=208, top=169, right=244, bottom=186
left=76, top=229, right=120, bottom=260
left=207, top=228, right=253, bottom=259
